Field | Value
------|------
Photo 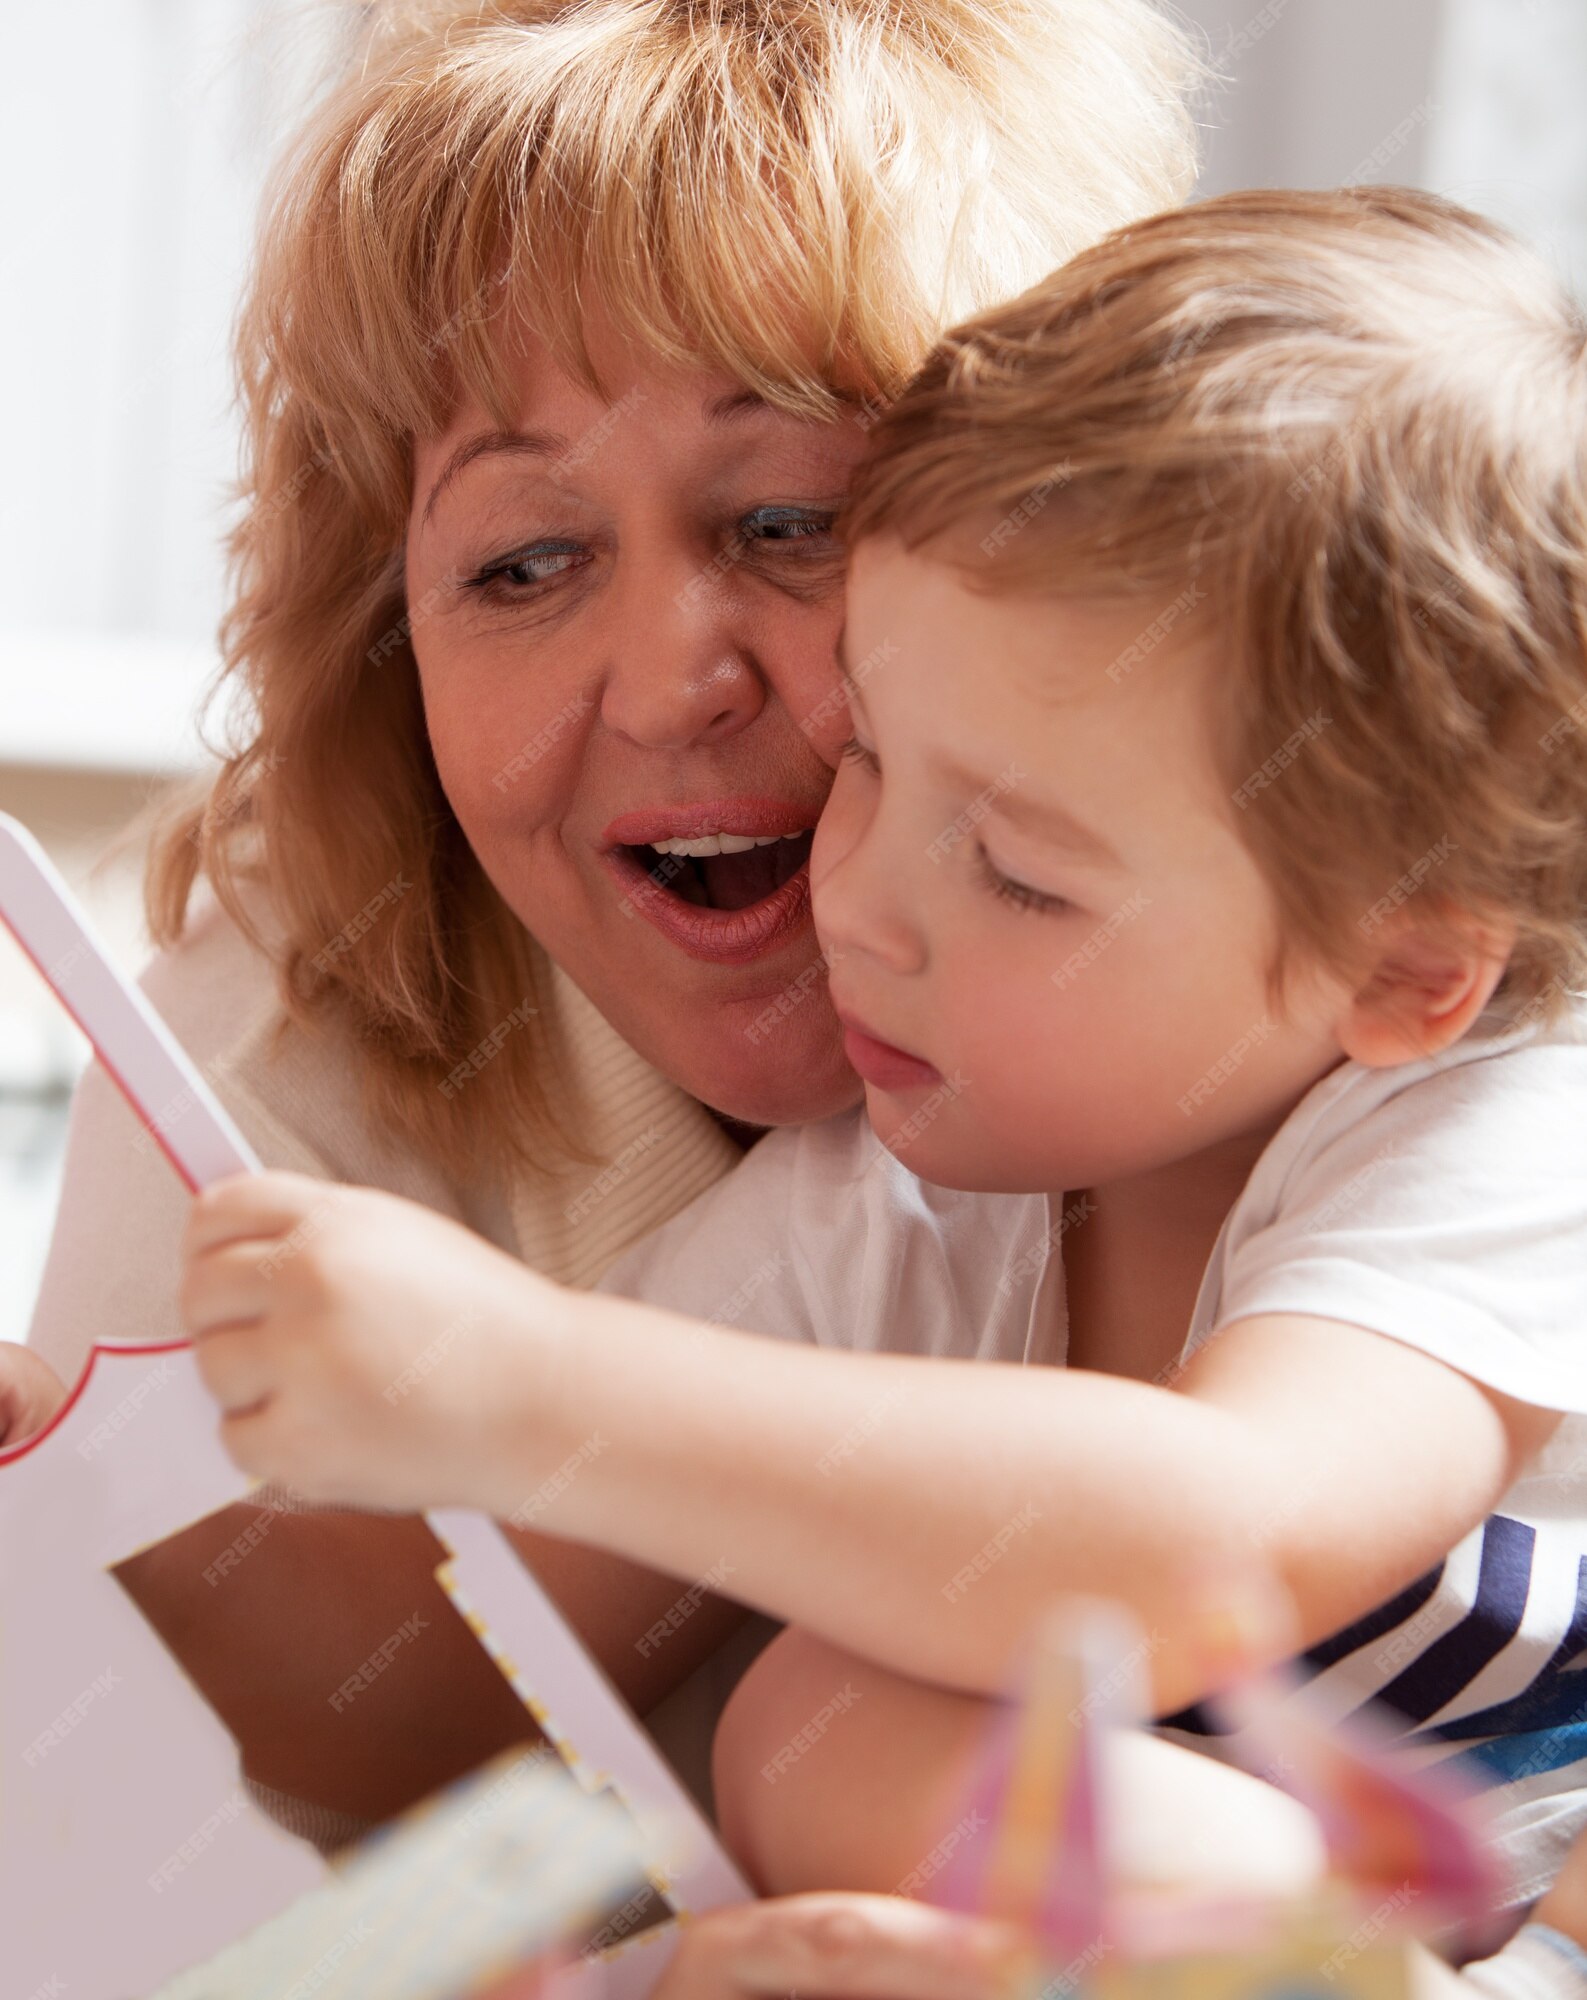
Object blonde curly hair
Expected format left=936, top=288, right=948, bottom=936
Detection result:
left=143, top=0, right=1203, bottom=1184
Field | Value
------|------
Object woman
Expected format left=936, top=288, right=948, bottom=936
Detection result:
left=18, top=0, right=1201, bottom=1850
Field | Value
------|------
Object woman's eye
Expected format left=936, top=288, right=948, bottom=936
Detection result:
left=463, top=543, right=589, bottom=600
left=974, top=842, right=1072, bottom=917
left=838, top=735, right=880, bottom=774
left=741, top=507, right=839, bottom=546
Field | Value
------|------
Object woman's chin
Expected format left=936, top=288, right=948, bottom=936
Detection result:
left=673, top=1017, right=864, bottom=1130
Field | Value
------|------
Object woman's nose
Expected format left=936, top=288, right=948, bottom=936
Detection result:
left=598, top=558, right=767, bottom=751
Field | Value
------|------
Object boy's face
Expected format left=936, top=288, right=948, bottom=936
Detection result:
left=811, top=535, right=1355, bottom=1194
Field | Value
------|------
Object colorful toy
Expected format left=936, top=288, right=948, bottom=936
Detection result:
left=926, top=1591, right=1512, bottom=2000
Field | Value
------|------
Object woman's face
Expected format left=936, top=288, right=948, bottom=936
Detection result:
left=405, top=300, right=868, bottom=1127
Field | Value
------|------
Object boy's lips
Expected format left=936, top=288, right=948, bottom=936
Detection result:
left=833, top=1008, right=944, bottom=1092
left=599, top=795, right=821, bottom=967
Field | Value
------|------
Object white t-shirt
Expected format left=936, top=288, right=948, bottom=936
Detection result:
left=597, top=992, right=1587, bottom=1910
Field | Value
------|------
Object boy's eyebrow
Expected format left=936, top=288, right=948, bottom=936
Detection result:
left=833, top=623, right=1122, bottom=866
left=932, top=753, right=1124, bottom=865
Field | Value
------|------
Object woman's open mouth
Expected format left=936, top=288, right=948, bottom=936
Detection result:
left=600, top=802, right=818, bottom=966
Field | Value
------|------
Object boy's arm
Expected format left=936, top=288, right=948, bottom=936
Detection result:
left=179, top=1169, right=1561, bottom=1717
left=464, top=1290, right=1561, bottom=1715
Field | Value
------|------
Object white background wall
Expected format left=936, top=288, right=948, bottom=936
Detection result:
left=1, top=0, right=1585, bottom=1341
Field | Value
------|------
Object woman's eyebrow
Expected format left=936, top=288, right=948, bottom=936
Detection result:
left=420, top=391, right=802, bottom=530
left=421, top=429, right=566, bottom=530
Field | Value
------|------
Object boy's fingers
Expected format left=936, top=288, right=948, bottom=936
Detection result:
left=192, top=1324, right=276, bottom=1416
left=182, top=1170, right=332, bottom=1256
left=217, top=1406, right=282, bottom=1483
left=180, top=1240, right=290, bottom=1337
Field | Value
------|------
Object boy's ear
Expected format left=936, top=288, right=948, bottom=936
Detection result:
left=1337, top=910, right=1516, bottom=1068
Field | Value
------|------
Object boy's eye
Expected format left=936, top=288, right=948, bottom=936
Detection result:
left=974, top=842, right=1073, bottom=917
left=837, top=735, right=880, bottom=774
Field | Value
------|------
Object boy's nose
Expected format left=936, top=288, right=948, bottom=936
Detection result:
left=810, top=810, right=927, bottom=978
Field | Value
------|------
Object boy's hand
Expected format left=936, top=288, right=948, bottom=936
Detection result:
left=0, top=1341, right=70, bottom=1449
left=179, top=1170, right=575, bottom=1514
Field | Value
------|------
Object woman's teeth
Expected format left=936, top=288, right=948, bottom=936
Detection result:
left=645, top=831, right=808, bottom=857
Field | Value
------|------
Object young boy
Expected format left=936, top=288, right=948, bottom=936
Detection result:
left=176, top=186, right=1587, bottom=1930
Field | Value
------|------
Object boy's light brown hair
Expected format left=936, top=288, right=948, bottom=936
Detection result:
left=841, top=186, right=1587, bottom=1028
